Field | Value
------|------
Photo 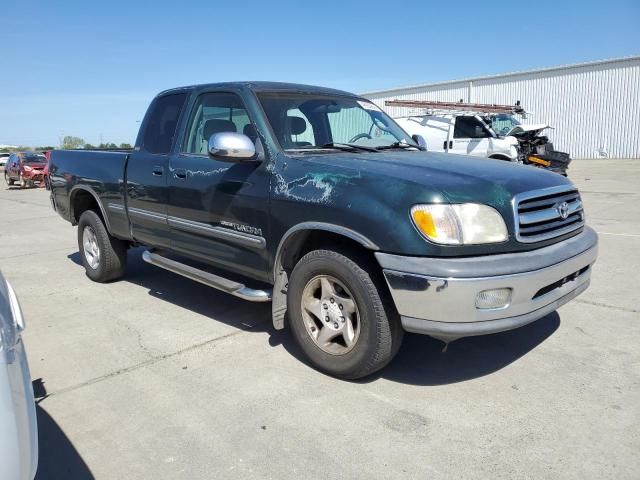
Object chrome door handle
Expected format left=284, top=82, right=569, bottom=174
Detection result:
left=152, top=166, right=164, bottom=176
left=173, top=168, right=187, bottom=180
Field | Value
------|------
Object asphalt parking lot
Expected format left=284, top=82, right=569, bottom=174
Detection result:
left=1, top=159, right=639, bottom=479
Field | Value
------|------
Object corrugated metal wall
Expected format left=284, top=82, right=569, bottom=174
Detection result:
left=363, top=57, right=640, bottom=159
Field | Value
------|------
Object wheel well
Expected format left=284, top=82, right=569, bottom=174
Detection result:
left=278, top=230, right=375, bottom=276
left=71, top=189, right=103, bottom=225
left=489, top=154, right=511, bottom=161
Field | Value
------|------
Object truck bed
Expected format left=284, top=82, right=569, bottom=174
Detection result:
left=49, top=149, right=131, bottom=231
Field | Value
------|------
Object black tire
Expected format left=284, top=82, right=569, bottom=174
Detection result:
left=19, top=174, right=26, bottom=189
left=77, top=210, right=127, bottom=282
left=4, top=173, right=14, bottom=186
left=287, top=248, right=403, bottom=379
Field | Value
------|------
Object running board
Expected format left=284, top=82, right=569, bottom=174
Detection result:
left=141, top=250, right=272, bottom=302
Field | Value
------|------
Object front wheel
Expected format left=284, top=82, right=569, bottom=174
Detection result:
left=77, top=210, right=127, bottom=282
left=4, top=173, right=14, bottom=186
left=287, top=248, right=403, bottom=379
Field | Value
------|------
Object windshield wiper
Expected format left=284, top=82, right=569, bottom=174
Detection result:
left=375, top=142, right=421, bottom=151
left=322, top=142, right=379, bottom=152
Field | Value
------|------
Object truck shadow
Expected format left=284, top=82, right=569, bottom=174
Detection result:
left=67, top=249, right=560, bottom=386
left=68, top=249, right=273, bottom=333
left=362, top=313, right=560, bottom=386
left=33, top=379, right=95, bottom=480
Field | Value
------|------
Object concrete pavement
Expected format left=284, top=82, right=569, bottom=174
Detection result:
left=1, top=160, right=638, bottom=479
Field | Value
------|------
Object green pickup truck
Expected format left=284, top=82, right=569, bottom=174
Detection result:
left=49, top=82, right=598, bottom=379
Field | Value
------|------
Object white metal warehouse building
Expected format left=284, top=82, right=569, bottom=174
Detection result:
left=363, top=56, right=640, bottom=159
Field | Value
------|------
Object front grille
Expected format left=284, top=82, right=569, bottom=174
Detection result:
left=514, top=186, right=585, bottom=243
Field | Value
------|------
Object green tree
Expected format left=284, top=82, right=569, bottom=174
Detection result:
left=119, top=143, right=132, bottom=149
left=61, top=136, right=85, bottom=149
left=84, top=143, right=95, bottom=149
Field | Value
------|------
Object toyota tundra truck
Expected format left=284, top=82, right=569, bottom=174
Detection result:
left=48, top=82, right=598, bottom=379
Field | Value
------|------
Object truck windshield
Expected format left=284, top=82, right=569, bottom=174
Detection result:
left=257, top=93, right=416, bottom=151
left=484, top=114, right=521, bottom=136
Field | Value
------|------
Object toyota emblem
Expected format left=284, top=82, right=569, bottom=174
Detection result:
left=557, top=201, right=570, bottom=220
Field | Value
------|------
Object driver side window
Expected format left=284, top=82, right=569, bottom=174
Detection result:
left=183, top=92, right=253, bottom=155
left=454, top=116, right=491, bottom=139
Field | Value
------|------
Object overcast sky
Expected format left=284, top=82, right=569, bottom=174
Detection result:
left=1, top=0, right=639, bottom=147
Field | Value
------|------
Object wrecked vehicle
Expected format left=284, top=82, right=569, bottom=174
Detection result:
left=4, top=152, right=47, bottom=188
left=390, top=100, right=572, bottom=175
left=499, top=120, right=572, bottom=175
left=48, top=82, right=597, bottom=379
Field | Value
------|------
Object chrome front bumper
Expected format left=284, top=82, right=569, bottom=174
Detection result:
left=376, top=227, right=598, bottom=340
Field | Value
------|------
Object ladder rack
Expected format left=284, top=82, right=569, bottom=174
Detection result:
left=384, top=99, right=526, bottom=115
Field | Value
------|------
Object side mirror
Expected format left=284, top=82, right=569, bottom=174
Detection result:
left=412, top=134, right=427, bottom=150
left=208, top=132, right=256, bottom=161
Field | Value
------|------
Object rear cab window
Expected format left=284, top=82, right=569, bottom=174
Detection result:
left=142, top=93, right=189, bottom=154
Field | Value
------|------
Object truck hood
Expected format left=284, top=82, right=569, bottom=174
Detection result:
left=505, top=123, right=552, bottom=136
left=300, top=150, right=573, bottom=214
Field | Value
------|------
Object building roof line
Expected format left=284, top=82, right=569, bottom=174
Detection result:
left=361, top=55, right=640, bottom=96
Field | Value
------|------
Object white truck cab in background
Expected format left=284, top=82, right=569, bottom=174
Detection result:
left=394, top=112, right=527, bottom=161
left=390, top=100, right=571, bottom=175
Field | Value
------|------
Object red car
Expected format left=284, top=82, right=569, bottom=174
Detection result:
left=4, top=152, right=47, bottom=188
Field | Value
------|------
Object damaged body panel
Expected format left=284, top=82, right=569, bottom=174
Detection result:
left=505, top=124, right=572, bottom=176
left=48, top=81, right=597, bottom=378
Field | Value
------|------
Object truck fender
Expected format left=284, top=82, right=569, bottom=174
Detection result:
left=271, top=222, right=378, bottom=330
left=69, top=185, right=113, bottom=234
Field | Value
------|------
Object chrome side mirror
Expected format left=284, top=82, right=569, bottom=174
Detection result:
left=412, top=134, right=427, bottom=150
left=208, top=132, right=256, bottom=161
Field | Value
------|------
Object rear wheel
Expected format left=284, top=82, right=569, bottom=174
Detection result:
left=287, top=248, right=403, bottom=379
left=77, top=210, right=127, bottom=282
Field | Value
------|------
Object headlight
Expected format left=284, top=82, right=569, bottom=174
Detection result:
left=411, top=203, right=508, bottom=245
left=23, top=165, right=32, bottom=172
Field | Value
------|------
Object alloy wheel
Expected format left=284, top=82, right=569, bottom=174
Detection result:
left=300, top=275, right=361, bottom=355
left=82, top=226, right=101, bottom=269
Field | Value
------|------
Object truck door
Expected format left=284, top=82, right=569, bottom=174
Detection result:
left=167, top=91, right=271, bottom=282
left=126, top=93, right=188, bottom=248
left=449, top=115, right=493, bottom=156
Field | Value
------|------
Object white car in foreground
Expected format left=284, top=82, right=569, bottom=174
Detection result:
left=0, top=272, right=38, bottom=479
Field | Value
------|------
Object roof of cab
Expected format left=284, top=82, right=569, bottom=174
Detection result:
left=158, top=81, right=356, bottom=98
